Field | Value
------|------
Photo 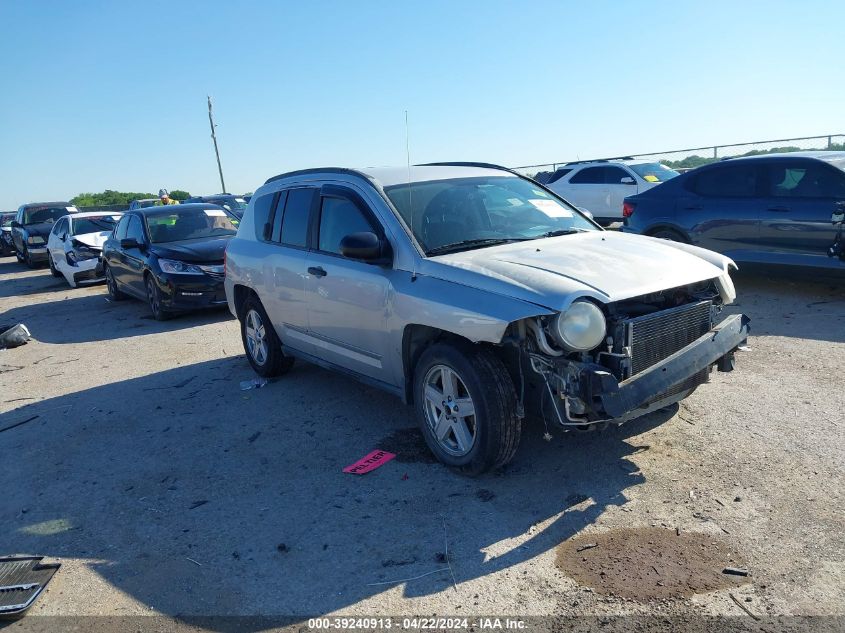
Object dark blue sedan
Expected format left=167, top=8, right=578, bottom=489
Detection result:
left=622, top=151, right=845, bottom=272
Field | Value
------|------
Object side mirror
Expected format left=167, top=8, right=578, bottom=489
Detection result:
left=339, top=232, right=390, bottom=263
left=120, top=237, right=142, bottom=249
left=620, top=176, right=636, bottom=185
left=10, top=220, right=21, bottom=229
left=577, top=207, right=594, bottom=220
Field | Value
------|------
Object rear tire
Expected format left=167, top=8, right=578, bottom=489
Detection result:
left=145, top=275, right=170, bottom=321
left=240, top=295, right=294, bottom=377
left=649, top=228, right=687, bottom=242
left=104, top=264, right=126, bottom=301
left=413, top=341, right=521, bottom=476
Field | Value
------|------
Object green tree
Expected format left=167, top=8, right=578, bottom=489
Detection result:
left=169, top=189, right=191, bottom=201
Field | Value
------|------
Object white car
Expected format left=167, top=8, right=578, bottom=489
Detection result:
left=47, top=212, right=123, bottom=287
left=545, top=159, right=679, bottom=225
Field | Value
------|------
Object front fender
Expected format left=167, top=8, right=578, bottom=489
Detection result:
left=647, top=237, right=738, bottom=304
left=391, top=273, right=554, bottom=345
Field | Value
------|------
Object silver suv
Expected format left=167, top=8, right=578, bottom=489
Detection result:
left=224, top=163, right=748, bottom=474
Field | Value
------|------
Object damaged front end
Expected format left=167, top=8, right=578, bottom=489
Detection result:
left=508, top=278, right=749, bottom=429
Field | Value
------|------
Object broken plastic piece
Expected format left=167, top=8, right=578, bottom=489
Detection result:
left=343, top=449, right=396, bottom=475
left=240, top=378, right=268, bottom=391
left=0, top=324, right=31, bottom=350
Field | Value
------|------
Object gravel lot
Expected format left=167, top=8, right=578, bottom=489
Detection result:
left=1, top=255, right=843, bottom=628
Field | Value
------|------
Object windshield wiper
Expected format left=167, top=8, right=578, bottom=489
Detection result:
left=426, top=238, right=526, bottom=256
left=535, top=228, right=590, bottom=238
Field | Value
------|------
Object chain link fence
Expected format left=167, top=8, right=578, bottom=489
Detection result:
left=512, top=134, right=845, bottom=178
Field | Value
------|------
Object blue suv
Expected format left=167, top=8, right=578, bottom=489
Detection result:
left=622, top=152, right=845, bottom=272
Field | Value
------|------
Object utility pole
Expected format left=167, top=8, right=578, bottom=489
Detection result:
left=207, top=96, right=227, bottom=193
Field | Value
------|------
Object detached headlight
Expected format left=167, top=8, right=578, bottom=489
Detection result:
left=552, top=300, right=607, bottom=351
left=27, top=235, right=45, bottom=245
left=159, top=258, right=204, bottom=275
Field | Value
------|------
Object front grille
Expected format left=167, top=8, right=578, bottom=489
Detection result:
left=627, top=300, right=712, bottom=376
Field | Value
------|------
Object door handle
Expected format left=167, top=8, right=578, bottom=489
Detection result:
left=767, top=206, right=790, bottom=212
left=307, top=266, right=327, bottom=277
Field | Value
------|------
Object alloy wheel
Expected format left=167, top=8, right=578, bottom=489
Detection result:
left=422, top=364, right=478, bottom=457
left=244, top=308, right=268, bottom=366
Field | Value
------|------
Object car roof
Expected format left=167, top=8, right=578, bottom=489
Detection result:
left=68, top=211, right=124, bottom=219
left=133, top=202, right=225, bottom=215
left=264, top=164, right=518, bottom=189
left=722, top=150, right=845, bottom=163
left=21, top=201, right=75, bottom=209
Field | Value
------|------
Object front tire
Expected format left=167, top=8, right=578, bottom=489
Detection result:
left=413, top=342, right=521, bottom=476
left=23, top=246, right=37, bottom=268
left=145, top=275, right=170, bottom=321
left=48, top=253, right=62, bottom=277
left=104, top=264, right=126, bottom=301
left=240, top=296, right=294, bottom=377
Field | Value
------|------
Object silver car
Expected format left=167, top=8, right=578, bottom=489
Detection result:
left=224, top=163, right=749, bottom=475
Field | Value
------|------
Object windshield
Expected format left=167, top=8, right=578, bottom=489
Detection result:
left=384, top=176, right=597, bottom=254
left=72, top=216, right=120, bottom=235
left=628, top=163, right=679, bottom=183
left=214, top=197, right=248, bottom=215
left=23, top=206, right=76, bottom=225
left=144, top=207, right=238, bottom=243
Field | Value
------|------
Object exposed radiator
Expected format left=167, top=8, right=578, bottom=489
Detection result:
left=627, top=300, right=713, bottom=376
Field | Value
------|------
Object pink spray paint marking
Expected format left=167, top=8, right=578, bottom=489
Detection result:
left=343, top=450, right=396, bottom=475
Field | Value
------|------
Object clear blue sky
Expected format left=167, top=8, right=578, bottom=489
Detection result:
left=1, top=0, right=843, bottom=208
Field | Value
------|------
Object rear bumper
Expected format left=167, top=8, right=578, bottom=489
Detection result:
left=581, top=313, right=749, bottom=420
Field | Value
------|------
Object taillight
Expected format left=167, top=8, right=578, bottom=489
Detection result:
left=622, top=201, right=636, bottom=218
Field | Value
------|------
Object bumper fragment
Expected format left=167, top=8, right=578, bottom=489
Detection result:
left=585, top=313, right=750, bottom=419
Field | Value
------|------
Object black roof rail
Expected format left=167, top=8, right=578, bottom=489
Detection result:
left=563, top=156, right=635, bottom=166
left=418, top=161, right=523, bottom=176
left=264, top=167, right=371, bottom=185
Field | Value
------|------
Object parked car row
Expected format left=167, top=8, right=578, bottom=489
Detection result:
left=4, top=162, right=755, bottom=474
left=621, top=151, right=845, bottom=272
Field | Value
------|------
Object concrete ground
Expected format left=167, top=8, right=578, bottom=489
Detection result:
left=1, top=255, right=843, bottom=628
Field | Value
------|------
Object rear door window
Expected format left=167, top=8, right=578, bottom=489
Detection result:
left=569, top=167, right=605, bottom=184
left=768, top=162, right=845, bottom=198
left=692, top=164, right=759, bottom=197
left=279, top=188, right=315, bottom=248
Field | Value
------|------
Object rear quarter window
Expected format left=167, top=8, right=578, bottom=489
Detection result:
left=251, top=192, right=279, bottom=241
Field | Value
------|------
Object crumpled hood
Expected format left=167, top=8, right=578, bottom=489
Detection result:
left=72, top=231, right=111, bottom=249
left=149, top=236, right=230, bottom=263
left=421, top=231, right=731, bottom=310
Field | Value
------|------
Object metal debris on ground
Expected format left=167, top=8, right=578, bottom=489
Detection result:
left=0, top=324, right=30, bottom=350
left=723, top=567, right=750, bottom=577
left=576, top=543, right=598, bottom=552
left=240, top=378, right=268, bottom=390
left=0, top=556, right=60, bottom=617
